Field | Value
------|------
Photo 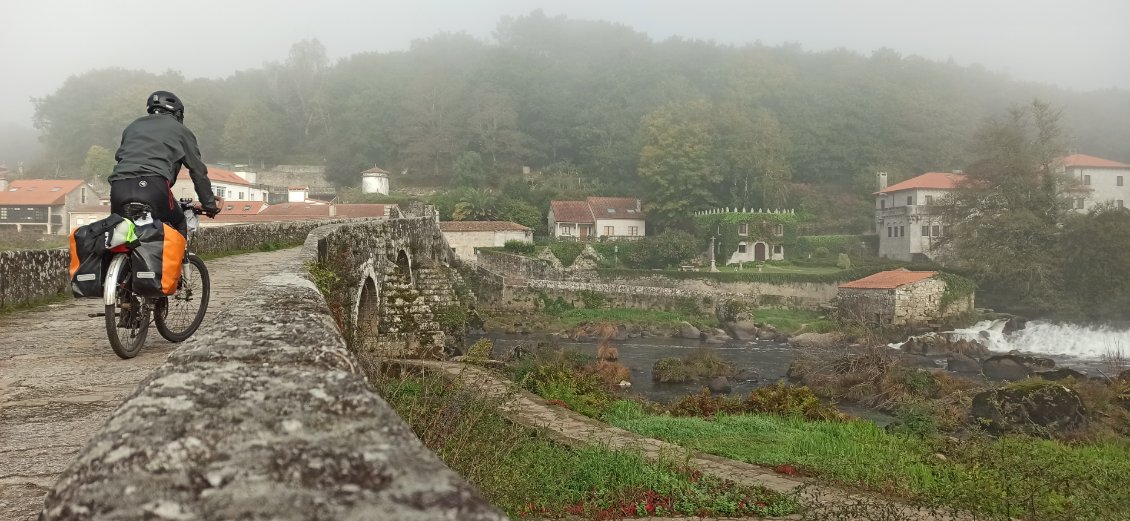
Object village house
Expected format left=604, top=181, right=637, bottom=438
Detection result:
left=1057, top=153, right=1130, bottom=211
left=439, top=221, right=533, bottom=260
left=836, top=269, right=973, bottom=326
left=0, top=177, right=100, bottom=235
left=693, top=208, right=797, bottom=264
left=170, top=165, right=268, bottom=203
left=548, top=197, right=645, bottom=240
left=874, top=171, right=965, bottom=262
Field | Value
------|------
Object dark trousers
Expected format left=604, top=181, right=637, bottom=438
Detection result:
left=110, top=176, right=186, bottom=236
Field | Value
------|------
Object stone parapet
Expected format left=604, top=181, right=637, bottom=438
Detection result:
left=38, top=218, right=503, bottom=520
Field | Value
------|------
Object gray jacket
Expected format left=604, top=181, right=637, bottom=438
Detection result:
left=109, top=114, right=217, bottom=210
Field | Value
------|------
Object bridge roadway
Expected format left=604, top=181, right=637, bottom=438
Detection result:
left=0, top=247, right=301, bottom=521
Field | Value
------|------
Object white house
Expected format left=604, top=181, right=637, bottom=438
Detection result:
left=171, top=166, right=267, bottom=203
left=361, top=166, right=390, bottom=195
left=548, top=197, right=645, bottom=240
left=0, top=178, right=101, bottom=235
left=875, top=171, right=965, bottom=262
left=439, top=221, right=533, bottom=260
left=1057, top=153, right=1130, bottom=211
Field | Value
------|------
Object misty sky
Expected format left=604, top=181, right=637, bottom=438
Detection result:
left=2, top=0, right=1128, bottom=129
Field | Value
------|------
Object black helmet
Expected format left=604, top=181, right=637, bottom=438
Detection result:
left=146, top=90, right=184, bottom=122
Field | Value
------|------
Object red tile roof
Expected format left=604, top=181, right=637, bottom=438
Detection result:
left=257, top=202, right=392, bottom=218
left=0, top=179, right=87, bottom=206
left=550, top=200, right=595, bottom=223
left=335, top=204, right=394, bottom=218
left=362, top=166, right=390, bottom=175
left=877, top=172, right=965, bottom=194
left=586, top=196, right=644, bottom=219
left=219, top=201, right=266, bottom=215
left=839, top=269, right=939, bottom=290
left=439, top=221, right=531, bottom=232
left=177, top=166, right=251, bottom=186
left=1061, top=154, right=1130, bottom=169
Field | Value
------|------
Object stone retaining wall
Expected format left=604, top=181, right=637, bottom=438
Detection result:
left=475, top=249, right=563, bottom=281
left=0, top=219, right=356, bottom=309
left=39, top=218, right=503, bottom=520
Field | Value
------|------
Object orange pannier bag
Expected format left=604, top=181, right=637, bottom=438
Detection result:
left=129, top=222, right=186, bottom=297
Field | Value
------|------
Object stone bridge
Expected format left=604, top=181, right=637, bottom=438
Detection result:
left=0, top=216, right=504, bottom=520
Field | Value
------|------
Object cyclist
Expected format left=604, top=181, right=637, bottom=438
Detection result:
left=108, top=90, right=222, bottom=234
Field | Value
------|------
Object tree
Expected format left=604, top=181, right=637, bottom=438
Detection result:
left=940, top=101, right=1071, bottom=313
left=637, top=100, right=720, bottom=230
left=1059, top=205, right=1130, bottom=321
left=80, top=145, right=115, bottom=182
left=452, top=151, right=489, bottom=187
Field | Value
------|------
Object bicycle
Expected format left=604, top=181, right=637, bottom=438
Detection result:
left=101, top=199, right=212, bottom=359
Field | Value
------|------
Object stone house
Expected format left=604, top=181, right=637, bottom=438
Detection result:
left=548, top=197, right=645, bottom=240
left=836, top=269, right=973, bottom=326
left=439, top=221, right=533, bottom=260
left=0, top=178, right=100, bottom=235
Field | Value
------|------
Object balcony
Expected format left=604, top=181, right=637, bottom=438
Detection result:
left=876, top=205, right=942, bottom=220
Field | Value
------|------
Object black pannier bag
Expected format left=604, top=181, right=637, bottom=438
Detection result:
left=130, top=222, right=186, bottom=297
left=68, top=214, right=126, bottom=298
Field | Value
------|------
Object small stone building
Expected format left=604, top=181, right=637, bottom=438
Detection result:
left=836, top=269, right=972, bottom=326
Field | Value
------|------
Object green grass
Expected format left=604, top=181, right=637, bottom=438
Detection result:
left=375, top=373, right=796, bottom=519
left=751, top=308, right=836, bottom=334
left=556, top=308, right=717, bottom=329
left=711, top=264, right=844, bottom=275
left=602, top=400, right=1130, bottom=520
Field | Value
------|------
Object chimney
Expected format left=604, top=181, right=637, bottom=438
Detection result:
left=234, top=170, right=257, bottom=184
left=329, top=204, right=337, bottom=217
left=877, top=172, right=888, bottom=191
left=0, top=171, right=7, bottom=192
left=951, top=169, right=963, bottom=175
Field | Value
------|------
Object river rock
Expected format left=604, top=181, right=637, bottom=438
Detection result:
left=1034, top=368, right=1087, bottom=381
left=678, top=322, right=702, bottom=340
left=897, top=353, right=941, bottom=370
left=708, top=376, right=733, bottom=394
left=981, top=356, right=1032, bottom=381
left=946, top=353, right=983, bottom=374
left=725, top=320, right=760, bottom=341
left=733, top=368, right=760, bottom=382
left=789, top=332, right=842, bottom=349
left=612, top=326, right=630, bottom=341
left=1006, top=350, right=1055, bottom=368
left=972, top=382, right=1087, bottom=436
left=757, top=329, right=778, bottom=341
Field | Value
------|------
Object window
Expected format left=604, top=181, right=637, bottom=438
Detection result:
left=1119, top=176, right=1124, bottom=187
left=1076, top=198, right=1086, bottom=209
left=1119, top=200, right=1125, bottom=208
left=922, top=225, right=930, bottom=237
left=738, top=243, right=747, bottom=254
left=239, top=192, right=245, bottom=199
left=81, top=187, right=87, bottom=204
left=561, top=224, right=573, bottom=236
left=932, top=225, right=941, bottom=236
left=880, top=200, right=886, bottom=209
left=604, top=226, right=614, bottom=236
left=628, top=226, right=639, bottom=236
left=215, top=186, right=227, bottom=198
left=900, top=226, right=905, bottom=237
left=887, top=226, right=892, bottom=237
left=738, top=223, right=748, bottom=235
left=1084, top=175, right=1091, bottom=185
left=775, top=224, right=784, bottom=236
left=906, top=196, right=914, bottom=205
left=924, top=195, right=934, bottom=205
left=0, top=208, right=6, bottom=219
left=773, top=245, right=782, bottom=254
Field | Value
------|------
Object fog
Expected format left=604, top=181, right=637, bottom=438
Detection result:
left=2, top=0, right=1127, bottom=133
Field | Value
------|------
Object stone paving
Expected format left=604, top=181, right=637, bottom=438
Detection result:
left=398, top=360, right=969, bottom=521
left=0, top=248, right=301, bottom=521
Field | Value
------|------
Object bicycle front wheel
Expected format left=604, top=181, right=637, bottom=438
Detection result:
left=155, top=254, right=210, bottom=342
left=105, top=254, right=150, bottom=359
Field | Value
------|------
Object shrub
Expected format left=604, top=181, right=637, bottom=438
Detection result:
left=669, top=389, right=746, bottom=417
left=577, top=290, right=606, bottom=309
left=652, top=348, right=735, bottom=383
left=503, top=239, right=535, bottom=255
left=886, top=401, right=939, bottom=437
left=745, top=383, right=846, bottom=421
left=465, top=338, right=493, bottom=362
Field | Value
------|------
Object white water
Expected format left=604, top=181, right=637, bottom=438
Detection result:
left=950, top=320, right=1129, bottom=360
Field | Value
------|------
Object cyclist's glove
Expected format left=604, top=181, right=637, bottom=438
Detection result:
left=202, top=205, right=221, bottom=218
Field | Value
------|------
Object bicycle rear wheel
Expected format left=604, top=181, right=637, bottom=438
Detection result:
left=105, top=254, right=150, bottom=359
left=155, top=254, right=210, bottom=342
